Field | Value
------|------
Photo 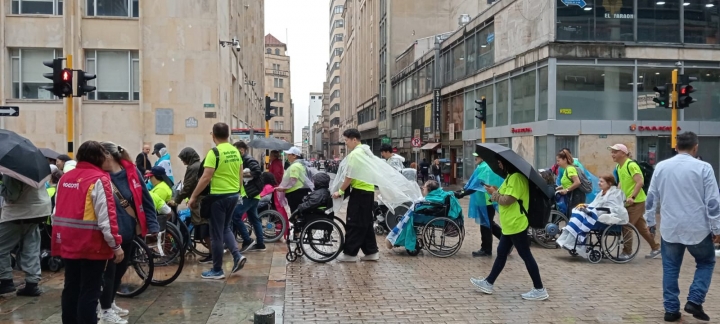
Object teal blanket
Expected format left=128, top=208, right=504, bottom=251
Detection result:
left=393, top=188, right=462, bottom=251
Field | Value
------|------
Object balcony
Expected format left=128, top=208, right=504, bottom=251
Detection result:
left=265, top=69, right=289, bottom=77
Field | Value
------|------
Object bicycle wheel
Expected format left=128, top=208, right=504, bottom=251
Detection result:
left=259, top=209, right=287, bottom=242
left=189, top=226, right=211, bottom=257
left=117, top=237, right=154, bottom=298
left=150, top=224, right=185, bottom=286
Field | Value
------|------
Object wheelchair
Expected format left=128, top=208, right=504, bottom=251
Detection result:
left=529, top=201, right=569, bottom=249
left=397, top=196, right=465, bottom=258
left=563, top=208, right=641, bottom=264
left=286, top=208, right=344, bottom=263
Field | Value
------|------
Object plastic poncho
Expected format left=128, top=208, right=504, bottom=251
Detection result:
left=154, top=148, right=175, bottom=184
left=278, top=159, right=316, bottom=192
left=556, top=158, right=600, bottom=203
left=387, top=188, right=462, bottom=250
left=331, top=145, right=422, bottom=213
left=464, top=161, right=505, bottom=227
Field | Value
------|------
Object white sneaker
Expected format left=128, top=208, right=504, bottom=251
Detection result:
left=360, top=253, right=380, bottom=261
left=521, top=288, right=549, bottom=301
left=470, top=277, right=494, bottom=294
left=111, top=302, right=129, bottom=317
left=99, top=310, right=128, bottom=324
left=336, top=253, right=358, bottom=262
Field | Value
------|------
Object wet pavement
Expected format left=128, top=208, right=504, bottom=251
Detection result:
left=2, top=196, right=720, bottom=323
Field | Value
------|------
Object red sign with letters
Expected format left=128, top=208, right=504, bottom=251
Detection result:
left=629, top=124, right=680, bottom=132
left=511, top=127, right=532, bottom=134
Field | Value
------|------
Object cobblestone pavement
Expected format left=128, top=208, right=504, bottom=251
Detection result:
left=284, top=198, right=720, bottom=324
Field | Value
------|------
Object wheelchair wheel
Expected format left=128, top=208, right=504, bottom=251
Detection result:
left=259, top=209, right=286, bottom=243
left=117, top=236, right=154, bottom=298
left=174, top=217, right=191, bottom=253
left=188, top=226, right=211, bottom=257
left=385, top=202, right=411, bottom=230
left=299, top=219, right=344, bottom=263
left=332, top=216, right=347, bottom=234
left=603, top=224, right=640, bottom=264
left=406, top=238, right=423, bottom=256
left=150, top=224, right=185, bottom=287
left=588, top=249, right=602, bottom=264
left=422, top=217, right=463, bottom=258
left=532, top=210, right=568, bottom=249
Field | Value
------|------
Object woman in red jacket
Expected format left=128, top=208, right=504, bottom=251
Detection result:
left=53, top=141, right=124, bottom=324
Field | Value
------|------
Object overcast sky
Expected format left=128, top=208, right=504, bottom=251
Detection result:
left=265, top=0, right=329, bottom=144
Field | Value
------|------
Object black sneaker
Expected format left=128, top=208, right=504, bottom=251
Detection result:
left=472, top=250, right=492, bottom=257
left=664, top=312, right=681, bottom=322
left=240, top=239, right=255, bottom=253
left=16, top=282, right=42, bottom=297
left=0, top=280, right=16, bottom=295
left=198, top=255, right=213, bottom=264
left=246, top=244, right=266, bottom=252
left=684, top=302, right=710, bottom=321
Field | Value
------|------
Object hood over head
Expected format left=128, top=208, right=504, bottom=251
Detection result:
left=178, top=147, right=200, bottom=165
left=312, top=172, right=331, bottom=189
left=391, top=154, right=405, bottom=162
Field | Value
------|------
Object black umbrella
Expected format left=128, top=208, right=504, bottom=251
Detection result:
left=39, top=148, right=61, bottom=160
left=248, top=137, right=293, bottom=151
left=0, top=130, right=52, bottom=189
left=475, top=143, right=553, bottom=199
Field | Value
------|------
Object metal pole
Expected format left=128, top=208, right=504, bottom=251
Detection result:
left=481, top=122, right=486, bottom=144
left=66, top=54, right=74, bottom=158
left=671, top=69, right=678, bottom=149
left=265, top=120, right=270, bottom=170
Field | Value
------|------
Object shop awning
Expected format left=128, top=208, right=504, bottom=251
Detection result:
left=421, top=143, right=441, bottom=150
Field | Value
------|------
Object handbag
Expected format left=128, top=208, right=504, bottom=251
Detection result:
left=111, top=184, right=142, bottom=235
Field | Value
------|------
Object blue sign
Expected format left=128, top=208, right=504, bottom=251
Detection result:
left=486, top=33, right=495, bottom=44
left=561, top=0, right=587, bottom=8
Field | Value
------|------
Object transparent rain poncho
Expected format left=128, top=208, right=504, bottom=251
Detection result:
left=330, top=145, right=422, bottom=213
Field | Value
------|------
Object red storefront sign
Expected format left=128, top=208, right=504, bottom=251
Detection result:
left=629, top=124, right=681, bottom=132
left=511, top=127, right=532, bottom=134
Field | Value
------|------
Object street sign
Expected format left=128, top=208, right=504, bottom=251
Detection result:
left=411, top=137, right=421, bottom=147
left=0, top=106, right=19, bottom=117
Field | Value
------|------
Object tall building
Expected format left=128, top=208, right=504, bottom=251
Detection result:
left=327, top=0, right=345, bottom=158
left=313, top=81, right=331, bottom=159
left=264, top=34, right=293, bottom=143
left=301, top=126, right=310, bottom=157
left=0, top=0, right=265, bottom=180
left=308, top=92, right=323, bottom=128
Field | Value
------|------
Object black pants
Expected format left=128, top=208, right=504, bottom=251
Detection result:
left=62, top=259, right=108, bottom=324
left=100, top=241, right=134, bottom=309
left=343, top=189, right=378, bottom=256
left=486, top=229, right=544, bottom=289
left=480, top=206, right=503, bottom=254
left=286, top=188, right=311, bottom=214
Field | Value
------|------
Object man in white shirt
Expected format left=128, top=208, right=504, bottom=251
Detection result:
left=644, top=131, right=720, bottom=322
left=380, top=144, right=405, bottom=172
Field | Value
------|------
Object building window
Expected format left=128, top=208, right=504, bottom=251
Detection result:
left=556, top=0, right=633, bottom=42
left=476, top=25, right=495, bottom=71
left=685, top=1, right=720, bottom=44
left=333, top=48, right=343, bottom=57
left=266, top=48, right=271, bottom=54
left=330, top=104, right=340, bottom=113
left=279, top=107, right=284, bottom=116
left=538, top=67, right=549, bottom=121
left=318, top=95, right=322, bottom=99
left=273, top=92, right=284, bottom=102
left=87, top=0, right=139, bottom=18
left=274, top=121, right=284, bottom=130
left=275, top=48, right=280, bottom=55
left=495, top=80, right=509, bottom=127
left=452, top=44, right=465, bottom=81
left=12, top=0, right=63, bottom=15
left=272, top=63, right=280, bottom=70
left=332, top=76, right=340, bottom=84
left=85, top=50, right=140, bottom=101
left=556, top=136, right=578, bottom=157
left=334, top=5, right=343, bottom=14
left=311, top=95, right=315, bottom=99
left=556, top=65, right=633, bottom=120
left=332, top=90, right=340, bottom=98
left=638, top=0, right=680, bottom=43
left=10, top=48, right=63, bottom=100
left=511, top=71, right=536, bottom=124
left=274, top=78, right=283, bottom=88
left=637, top=67, right=673, bottom=121
left=535, top=136, right=548, bottom=168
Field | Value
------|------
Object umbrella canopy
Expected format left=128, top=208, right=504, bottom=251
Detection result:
left=39, top=148, right=61, bottom=160
left=248, top=137, right=293, bottom=151
left=0, top=130, right=52, bottom=189
left=475, top=143, right=553, bottom=199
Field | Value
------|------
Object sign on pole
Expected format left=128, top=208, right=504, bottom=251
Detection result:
left=411, top=137, right=421, bottom=147
left=0, top=106, right=19, bottom=117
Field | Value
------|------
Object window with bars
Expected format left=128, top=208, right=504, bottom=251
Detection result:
left=12, top=0, right=63, bottom=15
left=84, top=50, right=140, bottom=100
left=10, top=48, right=64, bottom=99
left=87, top=0, right=138, bottom=17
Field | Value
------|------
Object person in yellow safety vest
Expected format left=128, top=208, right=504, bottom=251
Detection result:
left=149, top=166, right=173, bottom=203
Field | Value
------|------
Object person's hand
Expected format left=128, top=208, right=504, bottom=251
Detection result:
left=626, top=197, right=635, bottom=205
left=555, top=186, right=563, bottom=191
left=332, top=192, right=341, bottom=199
left=559, top=189, right=568, bottom=195
left=167, top=201, right=177, bottom=207
left=484, top=185, right=497, bottom=195
left=113, top=248, right=125, bottom=264
left=275, top=187, right=286, bottom=192
left=188, top=197, right=197, bottom=209
left=714, top=235, right=720, bottom=244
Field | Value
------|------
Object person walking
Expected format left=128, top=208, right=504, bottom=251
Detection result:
left=188, top=123, right=246, bottom=280
left=276, top=147, right=312, bottom=213
left=431, top=159, right=442, bottom=187
left=556, top=150, right=586, bottom=209
left=608, top=143, right=661, bottom=259
left=470, top=155, right=548, bottom=301
left=419, top=159, right=430, bottom=183
left=332, top=129, right=380, bottom=262
left=380, top=144, right=405, bottom=172
left=644, top=132, right=720, bottom=322
left=135, top=144, right=152, bottom=175
left=53, top=141, right=124, bottom=324
left=232, top=141, right=266, bottom=253
left=268, top=150, right=284, bottom=185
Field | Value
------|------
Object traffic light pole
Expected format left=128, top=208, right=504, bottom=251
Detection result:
left=671, top=69, right=678, bottom=149
left=481, top=121, right=486, bottom=143
left=265, top=119, right=270, bottom=169
left=66, top=54, right=74, bottom=158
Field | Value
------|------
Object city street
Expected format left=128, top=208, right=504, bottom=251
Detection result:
left=1, top=198, right=718, bottom=323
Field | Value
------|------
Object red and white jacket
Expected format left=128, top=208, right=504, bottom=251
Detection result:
left=52, top=162, right=122, bottom=260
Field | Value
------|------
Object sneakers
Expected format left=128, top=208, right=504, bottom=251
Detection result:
left=99, top=310, right=128, bottom=324
left=240, top=239, right=255, bottom=253
left=0, top=279, right=16, bottom=295
left=684, top=301, right=710, bottom=321
left=198, top=255, right=213, bottom=264
left=360, top=253, right=379, bottom=261
left=246, top=244, right=266, bottom=252
left=16, top=282, right=42, bottom=297
left=664, top=312, right=681, bottom=322
left=618, top=253, right=632, bottom=261
left=232, top=255, right=247, bottom=274
left=111, top=302, right=129, bottom=317
left=470, top=277, right=494, bottom=294
left=336, top=253, right=358, bottom=262
left=472, top=250, right=492, bottom=257
left=646, top=249, right=662, bottom=259
left=521, top=288, right=549, bottom=301
left=201, top=269, right=225, bottom=280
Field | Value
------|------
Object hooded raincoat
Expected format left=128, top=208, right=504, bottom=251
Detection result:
left=464, top=161, right=505, bottom=227
left=386, top=154, right=405, bottom=172
left=154, top=148, right=175, bottom=184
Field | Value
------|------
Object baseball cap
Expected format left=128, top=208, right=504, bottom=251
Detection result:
left=56, top=154, right=72, bottom=162
left=284, top=147, right=302, bottom=156
left=472, top=153, right=479, bottom=157
left=150, top=166, right=167, bottom=178
left=151, top=143, right=166, bottom=155
left=608, top=144, right=629, bottom=154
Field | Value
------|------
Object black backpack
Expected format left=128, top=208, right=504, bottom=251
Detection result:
left=615, top=160, right=654, bottom=195
left=197, top=147, right=219, bottom=196
left=518, top=185, right=553, bottom=229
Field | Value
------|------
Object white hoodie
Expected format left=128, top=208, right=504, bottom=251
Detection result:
left=386, top=154, right=405, bottom=172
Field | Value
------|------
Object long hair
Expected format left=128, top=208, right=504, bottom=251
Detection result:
left=261, top=172, right=277, bottom=186
left=556, top=149, right=574, bottom=166
left=100, top=141, right=133, bottom=164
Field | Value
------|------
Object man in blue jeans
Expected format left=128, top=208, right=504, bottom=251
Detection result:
left=232, top=141, right=266, bottom=252
left=189, top=122, right=246, bottom=279
left=644, top=131, right=720, bottom=322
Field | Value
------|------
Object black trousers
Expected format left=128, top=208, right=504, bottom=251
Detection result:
left=100, top=241, right=134, bottom=309
left=62, top=258, right=108, bottom=324
left=486, top=229, right=544, bottom=289
left=343, top=189, right=378, bottom=256
left=286, top=188, right=311, bottom=214
left=480, top=206, right=503, bottom=254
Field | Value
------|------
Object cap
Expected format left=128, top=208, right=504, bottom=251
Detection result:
left=150, top=166, right=167, bottom=178
left=152, top=143, right=166, bottom=155
left=472, top=153, right=479, bottom=157
left=284, top=147, right=302, bottom=156
left=56, top=154, right=72, bottom=162
left=608, top=144, right=629, bottom=154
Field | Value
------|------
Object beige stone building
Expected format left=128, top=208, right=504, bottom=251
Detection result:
left=263, top=33, right=293, bottom=143
left=0, top=0, right=266, bottom=180
left=326, top=0, right=344, bottom=158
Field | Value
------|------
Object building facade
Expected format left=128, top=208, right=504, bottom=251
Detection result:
left=390, top=0, right=720, bottom=185
left=0, top=0, right=265, bottom=181
left=264, top=33, right=293, bottom=143
left=308, top=92, right=323, bottom=128
left=324, top=0, right=345, bottom=159
left=301, top=125, right=310, bottom=157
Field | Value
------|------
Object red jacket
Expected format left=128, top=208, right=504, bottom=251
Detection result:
left=269, top=159, right=284, bottom=185
left=52, top=162, right=122, bottom=260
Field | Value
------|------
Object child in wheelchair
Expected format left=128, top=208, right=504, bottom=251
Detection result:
left=289, top=172, right=333, bottom=239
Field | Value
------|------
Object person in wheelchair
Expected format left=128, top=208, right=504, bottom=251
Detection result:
left=556, top=174, right=628, bottom=256
left=289, top=173, right=333, bottom=239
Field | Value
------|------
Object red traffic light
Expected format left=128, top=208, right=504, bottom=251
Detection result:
left=680, top=85, right=693, bottom=95
left=62, top=69, right=71, bottom=81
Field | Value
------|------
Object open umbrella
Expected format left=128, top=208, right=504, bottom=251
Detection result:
left=248, top=137, right=293, bottom=151
left=0, top=130, right=52, bottom=189
left=475, top=143, right=553, bottom=199
left=39, top=148, right=61, bottom=160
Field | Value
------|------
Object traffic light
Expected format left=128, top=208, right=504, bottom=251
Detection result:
left=265, top=96, right=278, bottom=121
left=677, top=75, right=697, bottom=109
left=653, top=84, right=671, bottom=108
left=41, top=59, right=73, bottom=98
left=474, top=97, right=487, bottom=123
left=77, top=71, right=97, bottom=97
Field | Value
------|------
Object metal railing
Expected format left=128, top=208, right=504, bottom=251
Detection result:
left=265, top=69, right=289, bottom=76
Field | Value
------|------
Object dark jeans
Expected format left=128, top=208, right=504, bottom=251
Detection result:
left=62, top=258, right=108, bottom=324
left=486, top=229, right=544, bottom=289
left=286, top=188, right=311, bottom=214
left=233, top=197, right=264, bottom=246
left=661, top=234, right=716, bottom=313
left=208, top=194, right=242, bottom=272
left=480, top=206, right=502, bottom=254
left=100, top=241, right=134, bottom=309
left=343, top=189, right=378, bottom=257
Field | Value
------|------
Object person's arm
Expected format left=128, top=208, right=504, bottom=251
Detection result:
left=135, top=154, right=146, bottom=174
left=627, top=163, right=644, bottom=204
left=643, top=170, right=659, bottom=227
left=0, top=175, right=22, bottom=202
left=92, top=177, right=123, bottom=258
left=189, top=168, right=214, bottom=207
left=175, top=164, right=198, bottom=204
left=702, top=165, right=720, bottom=236
left=138, top=170, right=160, bottom=234
left=296, top=192, right=322, bottom=213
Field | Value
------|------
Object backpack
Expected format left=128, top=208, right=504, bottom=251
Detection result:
left=615, top=160, right=653, bottom=195
left=564, top=165, right=592, bottom=193
left=197, top=147, right=219, bottom=196
left=519, top=191, right=553, bottom=229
